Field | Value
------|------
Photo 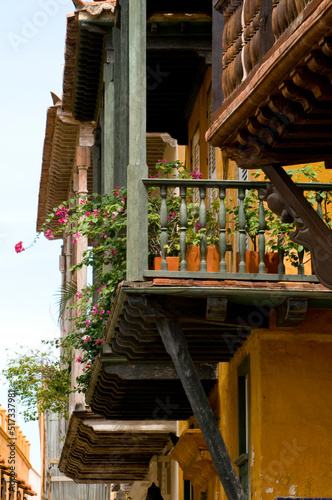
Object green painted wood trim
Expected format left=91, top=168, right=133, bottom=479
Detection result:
left=113, top=0, right=129, bottom=188
left=102, top=62, right=114, bottom=194
left=237, top=356, right=250, bottom=497
left=126, top=0, right=148, bottom=281
left=142, top=178, right=332, bottom=191
left=143, top=270, right=319, bottom=282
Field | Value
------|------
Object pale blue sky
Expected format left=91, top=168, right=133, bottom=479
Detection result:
left=1, top=0, right=74, bottom=471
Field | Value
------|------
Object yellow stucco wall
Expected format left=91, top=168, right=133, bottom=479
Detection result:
left=0, top=405, right=32, bottom=483
left=211, top=309, right=332, bottom=499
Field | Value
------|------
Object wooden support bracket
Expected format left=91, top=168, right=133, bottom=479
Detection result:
left=155, top=316, right=246, bottom=500
left=262, top=165, right=332, bottom=290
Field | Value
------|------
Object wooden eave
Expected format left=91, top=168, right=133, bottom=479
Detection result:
left=62, top=4, right=115, bottom=122
left=85, top=353, right=218, bottom=420
left=206, top=0, right=332, bottom=168
left=58, top=410, right=176, bottom=483
left=37, top=105, right=80, bottom=234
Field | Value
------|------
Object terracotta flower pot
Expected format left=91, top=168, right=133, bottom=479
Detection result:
left=153, top=256, right=179, bottom=271
left=237, top=251, right=279, bottom=273
left=186, top=244, right=221, bottom=272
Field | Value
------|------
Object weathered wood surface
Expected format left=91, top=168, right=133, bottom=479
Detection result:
left=156, top=317, right=246, bottom=500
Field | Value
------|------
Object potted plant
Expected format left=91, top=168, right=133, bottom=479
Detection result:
left=229, top=163, right=332, bottom=274
left=151, top=160, right=223, bottom=272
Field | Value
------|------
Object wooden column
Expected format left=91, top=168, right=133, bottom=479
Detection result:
left=126, top=0, right=148, bottom=281
left=113, top=0, right=129, bottom=188
left=69, top=142, right=91, bottom=415
left=156, top=318, right=246, bottom=500
left=102, top=54, right=115, bottom=194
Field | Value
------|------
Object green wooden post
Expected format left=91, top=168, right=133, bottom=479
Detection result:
left=199, top=186, right=207, bottom=272
left=126, top=0, right=148, bottom=281
left=160, top=185, right=168, bottom=271
left=219, top=187, right=227, bottom=272
left=102, top=60, right=115, bottom=194
left=238, top=188, right=246, bottom=273
left=180, top=185, right=188, bottom=271
left=316, top=192, right=323, bottom=219
left=258, top=189, right=266, bottom=274
left=113, top=0, right=129, bottom=188
left=278, top=233, right=286, bottom=275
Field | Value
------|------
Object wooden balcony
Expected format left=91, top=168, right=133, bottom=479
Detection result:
left=208, top=0, right=332, bottom=168
left=138, top=177, right=332, bottom=289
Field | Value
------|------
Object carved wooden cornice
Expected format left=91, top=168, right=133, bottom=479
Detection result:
left=207, top=0, right=332, bottom=168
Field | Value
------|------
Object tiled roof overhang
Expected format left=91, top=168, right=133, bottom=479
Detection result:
left=58, top=411, right=176, bottom=483
left=37, top=104, right=80, bottom=234
left=206, top=0, right=332, bottom=168
left=62, top=3, right=116, bottom=122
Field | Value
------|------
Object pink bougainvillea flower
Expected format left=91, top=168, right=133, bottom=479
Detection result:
left=15, top=241, right=25, bottom=253
left=45, top=229, right=54, bottom=240
left=84, top=335, right=91, bottom=342
left=95, top=339, right=104, bottom=345
left=76, top=356, right=82, bottom=363
left=73, top=232, right=82, bottom=244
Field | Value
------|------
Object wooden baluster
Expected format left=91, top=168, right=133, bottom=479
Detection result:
left=258, top=189, right=266, bottom=274
left=278, top=233, right=286, bottom=275
left=160, top=185, right=168, bottom=271
left=316, top=192, right=323, bottom=219
left=238, top=187, right=246, bottom=273
left=219, top=187, right=227, bottom=272
left=199, top=186, right=207, bottom=272
left=180, top=185, right=188, bottom=271
left=298, top=247, right=305, bottom=276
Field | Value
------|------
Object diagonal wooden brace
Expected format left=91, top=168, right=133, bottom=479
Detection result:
left=156, top=317, right=246, bottom=500
left=263, top=165, right=332, bottom=289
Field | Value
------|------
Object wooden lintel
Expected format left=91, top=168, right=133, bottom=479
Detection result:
left=147, top=36, right=211, bottom=51
left=276, top=298, right=308, bottom=327
left=103, top=362, right=218, bottom=380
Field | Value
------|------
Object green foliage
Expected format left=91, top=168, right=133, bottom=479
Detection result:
left=12, top=161, right=332, bottom=421
left=2, top=348, right=70, bottom=422
left=228, top=163, right=332, bottom=267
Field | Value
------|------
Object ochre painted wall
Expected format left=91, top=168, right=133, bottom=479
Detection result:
left=210, top=308, right=332, bottom=499
left=0, top=405, right=31, bottom=483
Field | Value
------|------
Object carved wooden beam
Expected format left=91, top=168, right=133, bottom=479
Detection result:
left=262, top=165, right=332, bottom=289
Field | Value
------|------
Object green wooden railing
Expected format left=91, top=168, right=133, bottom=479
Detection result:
left=142, top=178, right=332, bottom=282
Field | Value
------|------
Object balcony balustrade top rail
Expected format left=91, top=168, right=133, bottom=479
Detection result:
left=142, top=178, right=332, bottom=283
